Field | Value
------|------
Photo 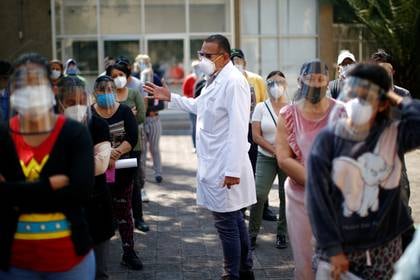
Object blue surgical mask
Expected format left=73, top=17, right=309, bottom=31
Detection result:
left=96, top=93, right=116, bottom=108
left=67, top=67, right=78, bottom=75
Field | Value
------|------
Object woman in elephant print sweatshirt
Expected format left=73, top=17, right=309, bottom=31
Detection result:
left=306, top=63, right=420, bottom=280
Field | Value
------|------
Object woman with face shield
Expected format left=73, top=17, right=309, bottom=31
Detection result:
left=0, top=53, right=95, bottom=278
left=306, top=63, right=420, bottom=279
left=248, top=71, right=289, bottom=250
left=91, top=76, right=143, bottom=271
left=57, top=76, right=114, bottom=279
left=275, top=60, right=336, bottom=280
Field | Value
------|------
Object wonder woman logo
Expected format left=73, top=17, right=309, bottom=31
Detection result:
left=20, top=156, right=49, bottom=181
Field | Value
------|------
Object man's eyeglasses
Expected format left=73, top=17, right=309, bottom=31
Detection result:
left=197, top=51, right=223, bottom=60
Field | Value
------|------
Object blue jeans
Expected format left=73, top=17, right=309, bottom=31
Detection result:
left=212, top=210, right=253, bottom=279
left=0, top=250, right=95, bottom=280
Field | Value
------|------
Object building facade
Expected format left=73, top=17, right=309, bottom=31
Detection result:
left=2, top=0, right=367, bottom=91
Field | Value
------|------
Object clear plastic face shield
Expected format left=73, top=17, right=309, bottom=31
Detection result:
left=328, top=76, right=387, bottom=139
left=295, top=60, right=329, bottom=105
left=94, top=76, right=117, bottom=114
left=57, top=77, right=91, bottom=124
left=266, top=76, right=288, bottom=101
left=9, top=63, right=56, bottom=134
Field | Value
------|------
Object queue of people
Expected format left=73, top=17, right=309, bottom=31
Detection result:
left=0, top=34, right=419, bottom=280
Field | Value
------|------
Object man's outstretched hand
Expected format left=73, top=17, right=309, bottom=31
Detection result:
left=223, top=176, right=240, bottom=189
left=143, top=80, right=171, bottom=101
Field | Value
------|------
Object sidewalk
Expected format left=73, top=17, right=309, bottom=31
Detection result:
left=109, top=133, right=420, bottom=280
left=109, top=134, right=294, bottom=280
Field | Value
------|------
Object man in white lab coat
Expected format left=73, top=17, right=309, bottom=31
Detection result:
left=144, top=34, right=256, bottom=280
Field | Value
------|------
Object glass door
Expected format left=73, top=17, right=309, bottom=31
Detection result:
left=104, top=40, right=140, bottom=66
left=147, top=39, right=184, bottom=90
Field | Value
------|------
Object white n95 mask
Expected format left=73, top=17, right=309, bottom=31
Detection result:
left=346, top=98, right=373, bottom=126
left=198, top=57, right=216, bottom=76
left=64, top=105, right=88, bottom=122
left=114, top=76, right=127, bottom=89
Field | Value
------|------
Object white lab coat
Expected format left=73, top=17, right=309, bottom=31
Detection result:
left=169, top=62, right=256, bottom=212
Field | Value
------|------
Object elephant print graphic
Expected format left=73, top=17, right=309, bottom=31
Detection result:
left=332, top=123, right=402, bottom=217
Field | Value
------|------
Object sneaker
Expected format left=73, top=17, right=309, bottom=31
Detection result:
left=262, top=208, right=277, bottom=221
left=155, top=175, right=163, bottom=183
left=121, top=250, right=143, bottom=270
left=275, top=234, right=287, bottom=249
left=141, top=189, right=149, bottom=202
left=135, top=219, right=150, bottom=232
left=250, top=236, right=256, bottom=251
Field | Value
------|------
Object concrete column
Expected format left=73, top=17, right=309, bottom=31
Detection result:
left=319, top=3, right=335, bottom=79
left=233, top=0, right=240, bottom=48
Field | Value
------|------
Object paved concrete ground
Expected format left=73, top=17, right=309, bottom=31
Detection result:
left=109, top=132, right=420, bottom=280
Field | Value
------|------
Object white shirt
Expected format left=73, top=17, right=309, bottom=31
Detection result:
left=168, top=62, right=256, bottom=212
left=251, top=100, right=278, bottom=157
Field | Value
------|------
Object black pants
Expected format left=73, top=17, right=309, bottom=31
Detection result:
left=132, top=151, right=144, bottom=221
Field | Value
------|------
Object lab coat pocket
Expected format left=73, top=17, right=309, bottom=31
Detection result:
left=198, top=156, right=222, bottom=185
left=202, top=98, right=216, bottom=132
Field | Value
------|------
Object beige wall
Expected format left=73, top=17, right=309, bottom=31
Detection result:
left=0, top=0, right=52, bottom=62
left=319, top=4, right=335, bottom=79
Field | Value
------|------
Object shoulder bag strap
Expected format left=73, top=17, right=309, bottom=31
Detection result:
left=264, top=101, right=277, bottom=126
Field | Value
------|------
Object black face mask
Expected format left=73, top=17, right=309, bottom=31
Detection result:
left=306, top=87, right=322, bottom=104
left=300, top=84, right=325, bottom=104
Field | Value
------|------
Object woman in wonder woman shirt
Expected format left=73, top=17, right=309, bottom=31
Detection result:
left=0, top=53, right=95, bottom=279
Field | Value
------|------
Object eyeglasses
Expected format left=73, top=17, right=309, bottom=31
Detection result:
left=197, top=51, right=223, bottom=60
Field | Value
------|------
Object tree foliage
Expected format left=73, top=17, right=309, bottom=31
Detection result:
left=337, top=0, right=420, bottom=96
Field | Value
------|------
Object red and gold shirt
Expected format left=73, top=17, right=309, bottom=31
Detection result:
left=9, top=115, right=84, bottom=272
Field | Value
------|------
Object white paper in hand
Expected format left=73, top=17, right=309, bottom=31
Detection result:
left=115, top=158, right=138, bottom=169
left=316, top=260, right=363, bottom=280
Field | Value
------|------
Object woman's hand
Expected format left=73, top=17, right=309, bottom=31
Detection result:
left=330, top=253, right=349, bottom=280
left=131, top=106, right=138, bottom=116
left=49, top=175, right=69, bottom=191
left=111, top=148, right=122, bottom=161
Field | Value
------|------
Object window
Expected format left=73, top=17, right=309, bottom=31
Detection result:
left=145, top=0, right=186, bottom=33
left=100, top=0, right=141, bottom=34
left=55, top=0, right=97, bottom=35
left=189, top=0, right=230, bottom=33
left=241, top=0, right=318, bottom=83
left=60, top=40, right=98, bottom=74
left=104, top=40, right=140, bottom=64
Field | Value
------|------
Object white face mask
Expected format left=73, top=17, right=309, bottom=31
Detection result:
left=10, top=85, right=55, bottom=116
left=114, top=76, right=127, bottom=89
left=64, top=105, right=88, bottom=122
left=269, top=84, right=284, bottom=100
left=235, top=64, right=245, bottom=73
left=198, top=57, right=216, bottom=76
left=345, top=98, right=373, bottom=126
left=50, top=70, right=61, bottom=80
